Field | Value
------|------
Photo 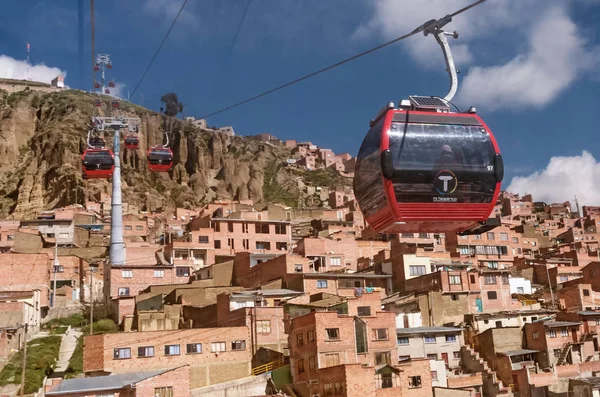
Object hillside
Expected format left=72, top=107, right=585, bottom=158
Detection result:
left=0, top=88, right=352, bottom=218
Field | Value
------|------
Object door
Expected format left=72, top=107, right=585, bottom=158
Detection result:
left=572, top=329, right=578, bottom=343
left=442, top=353, right=449, bottom=367
left=476, top=298, right=483, bottom=313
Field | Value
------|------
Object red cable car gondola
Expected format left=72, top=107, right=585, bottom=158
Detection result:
left=353, top=18, right=504, bottom=236
left=94, top=81, right=100, bottom=89
left=105, top=88, right=110, bottom=94
left=81, top=148, right=114, bottom=179
left=94, top=64, right=100, bottom=72
left=108, top=80, right=116, bottom=88
left=106, top=63, right=112, bottom=69
left=147, top=146, right=173, bottom=172
left=124, top=135, right=139, bottom=150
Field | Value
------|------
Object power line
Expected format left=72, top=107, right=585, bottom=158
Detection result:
left=221, top=0, right=252, bottom=72
left=130, top=0, right=189, bottom=99
left=200, top=0, right=488, bottom=119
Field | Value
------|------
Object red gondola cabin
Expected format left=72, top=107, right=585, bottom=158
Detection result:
left=82, top=148, right=114, bottom=179
left=124, top=135, right=139, bottom=150
left=147, top=146, right=173, bottom=172
left=354, top=97, right=504, bottom=235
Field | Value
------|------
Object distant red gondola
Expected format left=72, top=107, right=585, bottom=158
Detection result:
left=82, top=148, right=114, bottom=179
left=108, top=80, right=116, bottom=88
left=105, top=88, right=110, bottom=94
left=124, top=135, right=139, bottom=150
left=94, top=81, right=100, bottom=89
left=147, top=146, right=173, bottom=172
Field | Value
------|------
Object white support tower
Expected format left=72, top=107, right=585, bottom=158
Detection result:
left=91, top=108, right=140, bottom=266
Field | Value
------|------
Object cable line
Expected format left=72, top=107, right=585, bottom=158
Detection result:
left=130, top=0, right=189, bottom=99
left=200, top=0, right=487, bottom=119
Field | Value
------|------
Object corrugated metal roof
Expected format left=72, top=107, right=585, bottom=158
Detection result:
left=545, top=321, right=582, bottom=328
left=504, top=349, right=539, bottom=356
left=396, top=326, right=462, bottom=334
left=577, top=311, right=600, bottom=316
left=46, top=370, right=169, bottom=395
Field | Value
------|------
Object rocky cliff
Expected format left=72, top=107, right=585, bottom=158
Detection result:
left=0, top=88, right=351, bottom=218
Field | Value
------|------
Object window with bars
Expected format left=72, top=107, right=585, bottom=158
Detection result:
left=198, top=235, right=209, bottom=243
left=409, top=265, right=427, bottom=276
left=231, top=340, right=246, bottom=350
left=121, top=270, right=133, bottom=278
left=257, top=320, right=271, bottom=334
left=154, top=387, right=173, bottom=397
left=484, top=275, right=497, bottom=285
left=113, top=348, right=131, bottom=359
left=211, top=342, right=226, bottom=352
left=449, top=275, right=461, bottom=285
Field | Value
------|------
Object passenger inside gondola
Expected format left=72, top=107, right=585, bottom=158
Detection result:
left=434, top=145, right=461, bottom=168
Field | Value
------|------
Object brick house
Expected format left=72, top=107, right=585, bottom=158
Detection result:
left=0, top=220, right=19, bottom=252
left=0, top=253, right=51, bottom=307
left=83, top=327, right=252, bottom=389
left=45, top=365, right=190, bottom=397
left=396, top=326, right=463, bottom=369
left=523, top=321, right=588, bottom=368
left=445, top=226, right=522, bottom=269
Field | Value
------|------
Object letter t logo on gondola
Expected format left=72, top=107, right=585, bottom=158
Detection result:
left=434, top=170, right=458, bottom=195
left=438, top=175, right=453, bottom=192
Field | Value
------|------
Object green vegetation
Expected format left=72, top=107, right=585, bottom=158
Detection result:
left=50, top=326, right=68, bottom=335
left=0, top=336, right=62, bottom=394
left=5, top=89, right=31, bottom=107
left=43, top=313, right=86, bottom=330
left=299, top=168, right=351, bottom=188
left=263, top=162, right=298, bottom=208
left=65, top=319, right=118, bottom=379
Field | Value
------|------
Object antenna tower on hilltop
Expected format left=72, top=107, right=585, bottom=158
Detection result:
left=93, top=54, right=116, bottom=95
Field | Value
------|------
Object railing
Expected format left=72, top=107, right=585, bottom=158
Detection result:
left=252, top=362, right=274, bottom=376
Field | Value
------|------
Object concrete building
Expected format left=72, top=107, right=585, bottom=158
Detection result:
left=396, top=326, right=464, bottom=369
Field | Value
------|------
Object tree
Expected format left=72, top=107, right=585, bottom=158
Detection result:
left=160, top=93, right=184, bottom=117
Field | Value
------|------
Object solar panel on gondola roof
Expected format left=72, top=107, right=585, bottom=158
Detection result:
left=409, top=96, right=450, bottom=110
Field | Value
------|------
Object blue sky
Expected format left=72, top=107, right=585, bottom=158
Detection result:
left=1, top=0, right=600, bottom=205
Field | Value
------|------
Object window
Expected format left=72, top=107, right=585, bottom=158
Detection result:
left=453, top=351, right=461, bottom=359
left=325, top=353, right=340, bottom=367
left=257, top=320, right=271, bottom=334
left=231, top=340, right=246, bottom=350
left=138, top=346, right=154, bottom=357
left=176, top=267, right=190, bottom=277
left=242, top=223, right=249, bottom=233
left=397, top=337, right=409, bottom=345
left=584, top=289, right=590, bottom=296
left=122, top=270, right=133, bottom=278
left=449, top=275, right=461, bottom=285
left=154, top=270, right=164, bottom=278
left=136, top=225, right=143, bottom=231
left=330, top=257, right=342, bottom=266
left=227, top=222, right=234, bottom=232
left=470, top=275, right=476, bottom=283
left=7, top=235, right=14, bottom=240
left=512, top=237, right=519, bottom=243
left=561, top=328, right=568, bottom=337
left=316, top=280, right=328, bottom=289
left=517, top=287, right=524, bottom=294
left=256, top=241, right=271, bottom=250
left=294, top=264, right=303, bottom=273
left=559, top=275, right=568, bottom=282
left=487, top=261, right=499, bottom=269
left=113, top=348, right=131, bottom=359
left=255, top=224, right=269, bottom=234
left=214, top=240, right=221, bottom=249
left=431, top=371, right=438, bottom=381
left=154, top=387, right=173, bottom=397
left=532, top=332, right=539, bottom=340
left=373, top=328, right=389, bottom=340
left=427, top=353, right=437, bottom=360
left=451, top=294, right=459, bottom=301
left=548, top=330, right=557, bottom=338
left=375, top=351, right=391, bottom=365
left=445, top=334, right=457, bottom=342
left=297, top=333, right=304, bottom=346
left=308, top=356, right=316, bottom=370
left=484, top=275, right=497, bottom=285
left=118, top=287, right=130, bottom=296
left=211, top=342, right=226, bottom=352
left=419, top=233, right=429, bottom=239
left=487, top=232, right=495, bottom=240
left=198, top=235, right=209, bottom=243
left=164, top=344, right=180, bottom=356
left=124, top=225, right=132, bottom=231
left=298, top=358, right=305, bottom=373
left=501, top=274, right=509, bottom=284
left=495, top=321, right=503, bottom=328
left=275, top=224, right=287, bottom=234
left=409, top=265, right=427, bottom=276
left=54, top=265, right=64, bottom=273
left=399, top=355, right=410, bottom=361
left=499, top=233, right=508, bottom=241
left=409, top=376, right=422, bottom=388
left=424, top=335, right=436, bottom=344
left=402, top=233, right=414, bottom=238
left=357, top=306, right=372, bottom=316
left=326, top=328, right=340, bottom=340
left=487, top=291, right=497, bottom=300
left=595, top=318, right=600, bottom=325
left=307, top=329, right=316, bottom=342
left=186, top=343, right=202, bottom=354
left=228, top=238, right=235, bottom=249
left=276, top=242, right=288, bottom=250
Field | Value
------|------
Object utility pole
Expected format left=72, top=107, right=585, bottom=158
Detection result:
left=20, top=324, right=28, bottom=397
left=91, top=0, right=95, bottom=90
left=89, top=266, right=95, bottom=335
left=546, top=264, right=556, bottom=310
left=52, top=243, right=58, bottom=308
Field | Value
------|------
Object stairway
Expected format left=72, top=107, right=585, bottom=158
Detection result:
left=555, top=343, right=572, bottom=366
left=462, top=346, right=513, bottom=395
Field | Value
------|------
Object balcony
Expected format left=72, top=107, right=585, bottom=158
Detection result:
left=447, top=372, right=483, bottom=388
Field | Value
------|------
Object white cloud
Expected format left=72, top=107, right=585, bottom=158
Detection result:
left=143, top=0, right=197, bottom=25
left=459, top=6, right=600, bottom=110
left=0, top=54, right=67, bottom=84
left=107, top=82, right=126, bottom=100
left=507, top=151, right=600, bottom=206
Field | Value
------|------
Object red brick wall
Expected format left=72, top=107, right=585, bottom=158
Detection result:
left=83, top=334, right=105, bottom=372
left=211, top=219, right=292, bottom=256
left=109, top=265, right=190, bottom=298
left=0, top=253, right=50, bottom=306
left=135, top=365, right=190, bottom=397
